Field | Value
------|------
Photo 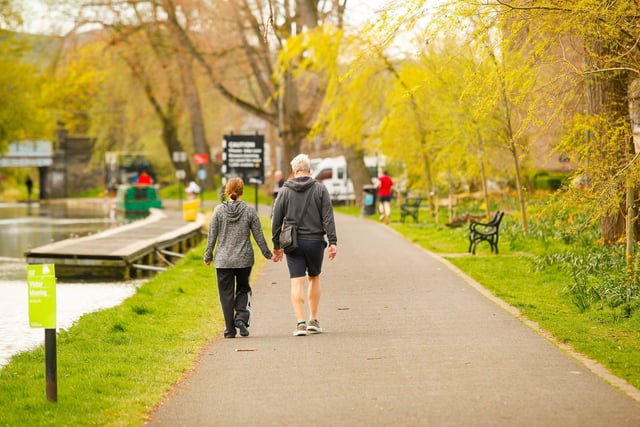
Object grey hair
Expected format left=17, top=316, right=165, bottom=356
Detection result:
left=290, top=153, right=311, bottom=172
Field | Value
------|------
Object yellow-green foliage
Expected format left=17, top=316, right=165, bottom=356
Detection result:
left=41, top=42, right=106, bottom=135
left=557, top=113, right=636, bottom=219
left=1, top=188, right=20, bottom=202
left=0, top=33, right=49, bottom=147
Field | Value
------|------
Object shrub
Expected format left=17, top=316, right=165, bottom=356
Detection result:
left=1, top=188, right=21, bottom=202
left=534, top=245, right=640, bottom=318
left=532, top=172, right=569, bottom=191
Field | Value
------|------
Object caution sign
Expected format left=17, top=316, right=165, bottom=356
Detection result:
left=27, top=264, right=56, bottom=328
left=222, top=134, right=264, bottom=183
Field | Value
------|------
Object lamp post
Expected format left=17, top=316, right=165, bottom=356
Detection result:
left=172, top=151, right=187, bottom=207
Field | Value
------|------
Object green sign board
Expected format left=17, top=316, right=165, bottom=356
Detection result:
left=27, top=264, right=56, bottom=328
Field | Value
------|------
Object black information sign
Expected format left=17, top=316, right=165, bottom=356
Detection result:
left=222, top=134, right=265, bottom=183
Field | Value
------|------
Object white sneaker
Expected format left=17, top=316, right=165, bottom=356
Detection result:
left=293, top=322, right=308, bottom=336
left=306, top=319, right=322, bottom=334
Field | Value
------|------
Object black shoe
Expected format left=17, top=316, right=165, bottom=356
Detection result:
left=235, top=319, right=250, bottom=337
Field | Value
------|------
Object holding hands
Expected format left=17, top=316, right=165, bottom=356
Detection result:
left=270, top=246, right=336, bottom=262
left=272, top=249, right=284, bottom=262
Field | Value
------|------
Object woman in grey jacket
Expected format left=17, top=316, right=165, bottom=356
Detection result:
left=272, top=154, right=338, bottom=336
left=204, top=178, right=275, bottom=338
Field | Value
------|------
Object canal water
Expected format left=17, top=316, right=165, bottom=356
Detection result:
left=0, top=201, right=141, bottom=369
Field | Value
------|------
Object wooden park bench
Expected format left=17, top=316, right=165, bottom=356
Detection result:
left=468, top=211, right=504, bottom=255
left=400, top=197, right=423, bottom=223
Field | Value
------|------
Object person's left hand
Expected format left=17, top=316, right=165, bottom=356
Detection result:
left=204, top=260, right=211, bottom=266
left=327, top=244, right=337, bottom=260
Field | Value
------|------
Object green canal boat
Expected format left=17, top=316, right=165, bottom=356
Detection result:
left=116, top=185, right=163, bottom=217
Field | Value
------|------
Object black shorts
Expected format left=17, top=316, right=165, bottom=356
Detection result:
left=379, top=195, right=392, bottom=202
left=286, top=239, right=326, bottom=278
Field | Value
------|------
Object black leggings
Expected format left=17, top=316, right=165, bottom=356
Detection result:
left=216, top=267, right=252, bottom=336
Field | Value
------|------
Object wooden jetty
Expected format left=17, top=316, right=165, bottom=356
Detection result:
left=25, top=208, right=205, bottom=280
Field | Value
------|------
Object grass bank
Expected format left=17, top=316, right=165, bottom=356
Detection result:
left=0, top=220, right=269, bottom=426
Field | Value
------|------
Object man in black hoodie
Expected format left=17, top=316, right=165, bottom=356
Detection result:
left=272, top=154, right=338, bottom=336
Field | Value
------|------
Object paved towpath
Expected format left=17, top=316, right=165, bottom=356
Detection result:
left=148, top=212, right=640, bottom=426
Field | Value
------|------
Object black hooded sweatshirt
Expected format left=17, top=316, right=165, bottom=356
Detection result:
left=271, top=175, right=337, bottom=249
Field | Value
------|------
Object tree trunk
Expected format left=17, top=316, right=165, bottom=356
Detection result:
left=498, top=69, right=528, bottom=234
left=510, top=139, right=528, bottom=233
left=175, top=53, right=215, bottom=187
left=162, top=117, right=192, bottom=179
left=626, top=78, right=640, bottom=260
left=343, top=145, right=370, bottom=206
left=585, top=38, right=629, bottom=243
left=420, top=135, right=437, bottom=221
left=476, top=128, right=490, bottom=217
left=278, top=68, right=307, bottom=172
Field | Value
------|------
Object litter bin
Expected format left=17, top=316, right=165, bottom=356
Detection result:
left=183, top=198, right=200, bottom=221
left=362, top=185, right=377, bottom=216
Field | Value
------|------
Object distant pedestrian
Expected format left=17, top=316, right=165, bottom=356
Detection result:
left=272, top=170, right=285, bottom=200
left=204, top=177, right=277, bottom=338
left=186, top=180, right=201, bottom=200
left=376, top=170, right=393, bottom=224
left=271, top=170, right=285, bottom=215
left=271, top=153, right=338, bottom=336
left=25, top=176, right=34, bottom=201
left=107, top=177, right=118, bottom=198
left=137, top=171, right=153, bottom=185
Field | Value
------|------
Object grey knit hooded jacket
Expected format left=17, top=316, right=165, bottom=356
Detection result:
left=204, top=200, right=273, bottom=269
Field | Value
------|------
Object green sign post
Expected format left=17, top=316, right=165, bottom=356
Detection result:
left=28, top=264, right=56, bottom=328
left=27, top=264, right=57, bottom=402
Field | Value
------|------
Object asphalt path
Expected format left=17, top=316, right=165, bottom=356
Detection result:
left=148, top=212, right=640, bottom=426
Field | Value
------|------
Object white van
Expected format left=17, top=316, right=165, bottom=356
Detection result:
left=311, top=155, right=385, bottom=202
left=312, top=156, right=356, bottom=202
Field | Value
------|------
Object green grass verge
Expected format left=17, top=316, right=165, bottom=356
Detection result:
left=0, top=222, right=269, bottom=426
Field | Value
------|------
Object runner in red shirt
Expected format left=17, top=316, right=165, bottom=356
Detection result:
left=376, top=170, right=393, bottom=224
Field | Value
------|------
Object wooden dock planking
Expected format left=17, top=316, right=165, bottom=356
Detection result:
left=25, top=208, right=205, bottom=280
